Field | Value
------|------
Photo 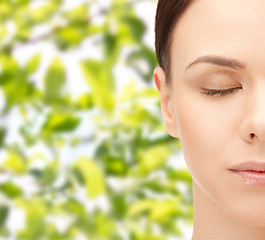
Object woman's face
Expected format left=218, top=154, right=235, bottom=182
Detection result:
left=155, top=0, right=265, bottom=226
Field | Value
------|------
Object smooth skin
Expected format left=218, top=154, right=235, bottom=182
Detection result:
left=154, top=0, right=265, bottom=239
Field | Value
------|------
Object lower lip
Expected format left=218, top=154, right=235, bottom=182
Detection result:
left=230, top=170, right=265, bottom=186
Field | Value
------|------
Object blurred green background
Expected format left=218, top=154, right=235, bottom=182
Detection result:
left=0, top=0, right=193, bottom=239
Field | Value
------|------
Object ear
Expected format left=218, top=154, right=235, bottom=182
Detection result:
left=153, top=67, right=179, bottom=138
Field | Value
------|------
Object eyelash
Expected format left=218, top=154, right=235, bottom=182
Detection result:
left=200, top=87, right=242, bottom=97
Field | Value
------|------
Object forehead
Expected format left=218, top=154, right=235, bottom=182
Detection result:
left=171, top=0, right=265, bottom=76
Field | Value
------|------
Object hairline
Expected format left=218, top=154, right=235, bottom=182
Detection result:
left=161, top=0, right=198, bottom=85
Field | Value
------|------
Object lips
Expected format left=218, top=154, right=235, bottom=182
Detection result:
left=229, top=161, right=265, bottom=186
left=229, top=161, right=265, bottom=172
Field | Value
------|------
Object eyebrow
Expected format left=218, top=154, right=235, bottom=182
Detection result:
left=185, top=55, right=246, bottom=72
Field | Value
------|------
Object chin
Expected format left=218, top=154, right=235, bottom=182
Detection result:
left=236, top=216, right=265, bottom=228
left=226, top=202, right=265, bottom=227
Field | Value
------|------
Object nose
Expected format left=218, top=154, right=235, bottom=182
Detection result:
left=240, top=85, right=265, bottom=143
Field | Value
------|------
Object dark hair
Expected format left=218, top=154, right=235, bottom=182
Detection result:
left=155, top=0, right=196, bottom=82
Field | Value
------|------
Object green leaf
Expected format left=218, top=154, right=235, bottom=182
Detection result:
left=13, top=0, right=30, bottom=6
left=0, top=25, right=8, bottom=40
left=44, top=58, right=66, bottom=103
left=0, top=126, right=6, bottom=147
left=103, top=32, right=120, bottom=61
left=75, top=93, right=93, bottom=110
left=0, top=2, right=13, bottom=21
left=149, top=198, right=181, bottom=223
left=14, top=15, right=33, bottom=41
left=110, top=193, right=127, bottom=218
left=104, top=155, right=127, bottom=176
left=128, top=198, right=182, bottom=224
left=93, top=213, right=116, bottom=238
left=119, top=103, right=160, bottom=128
left=2, top=77, right=35, bottom=111
left=72, top=157, right=106, bottom=198
left=0, top=55, right=35, bottom=112
left=120, top=14, right=146, bottom=43
left=29, top=2, right=59, bottom=23
left=42, top=113, right=80, bottom=133
left=0, top=226, right=9, bottom=237
left=63, top=3, right=89, bottom=22
left=120, top=81, right=159, bottom=102
left=167, top=168, right=193, bottom=184
left=0, top=206, right=8, bottom=227
left=87, top=25, right=103, bottom=35
left=16, top=198, right=47, bottom=240
left=25, top=53, right=41, bottom=74
left=0, top=55, right=20, bottom=85
left=127, top=200, right=152, bottom=218
left=39, top=161, right=59, bottom=185
left=81, top=60, right=115, bottom=111
left=0, top=182, right=22, bottom=198
left=137, top=144, right=170, bottom=175
left=55, top=26, right=85, bottom=49
left=2, top=151, right=26, bottom=174
left=127, top=45, right=157, bottom=83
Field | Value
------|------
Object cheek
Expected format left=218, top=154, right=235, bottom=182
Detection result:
left=173, top=90, right=242, bottom=185
left=172, top=90, right=265, bottom=225
left=175, top=94, right=227, bottom=169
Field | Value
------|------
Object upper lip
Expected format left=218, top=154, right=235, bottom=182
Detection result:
left=229, top=161, right=265, bottom=172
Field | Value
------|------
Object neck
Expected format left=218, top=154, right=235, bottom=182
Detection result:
left=191, top=181, right=265, bottom=240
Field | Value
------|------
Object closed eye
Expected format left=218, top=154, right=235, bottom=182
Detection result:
left=200, top=87, right=242, bottom=97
